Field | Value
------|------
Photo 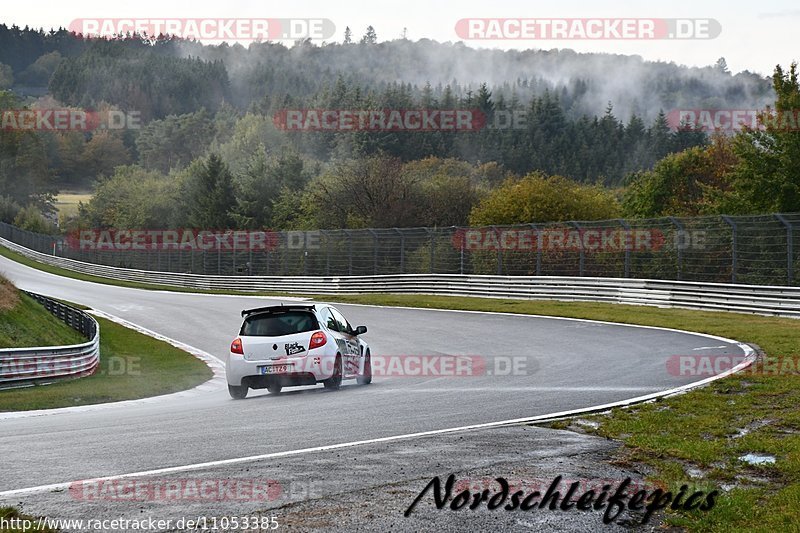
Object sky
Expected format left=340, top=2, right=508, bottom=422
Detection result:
left=3, top=0, right=798, bottom=76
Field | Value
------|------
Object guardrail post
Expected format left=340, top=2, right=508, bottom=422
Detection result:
left=617, top=219, right=631, bottom=278
left=668, top=216, right=685, bottom=280
left=775, top=214, right=794, bottom=285
left=569, top=221, right=584, bottom=277
left=722, top=215, right=738, bottom=283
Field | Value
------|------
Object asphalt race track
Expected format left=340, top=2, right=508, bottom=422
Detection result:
left=0, top=255, right=749, bottom=530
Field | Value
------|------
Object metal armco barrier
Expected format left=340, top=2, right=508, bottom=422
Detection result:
left=0, top=291, right=100, bottom=389
left=2, top=236, right=800, bottom=318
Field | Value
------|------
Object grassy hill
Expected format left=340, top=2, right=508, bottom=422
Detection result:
left=0, top=277, right=84, bottom=348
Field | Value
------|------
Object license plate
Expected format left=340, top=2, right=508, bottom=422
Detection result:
left=260, top=364, right=290, bottom=375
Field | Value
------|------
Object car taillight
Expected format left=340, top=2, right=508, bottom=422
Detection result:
left=309, top=331, right=327, bottom=350
left=230, top=338, right=244, bottom=355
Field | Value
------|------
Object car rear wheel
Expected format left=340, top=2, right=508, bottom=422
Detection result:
left=357, top=350, right=372, bottom=385
left=267, top=383, right=282, bottom=394
left=228, top=384, right=248, bottom=399
left=324, top=355, right=343, bottom=390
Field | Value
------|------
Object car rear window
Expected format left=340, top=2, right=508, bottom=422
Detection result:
left=240, top=311, right=319, bottom=337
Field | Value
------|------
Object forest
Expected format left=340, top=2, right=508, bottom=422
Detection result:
left=0, top=24, right=795, bottom=235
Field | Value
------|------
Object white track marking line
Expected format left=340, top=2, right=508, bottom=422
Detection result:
left=0, top=342, right=754, bottom=499
left=374, top=387, right=668, bottom=393
left=692, top=345, right=729, bottom=350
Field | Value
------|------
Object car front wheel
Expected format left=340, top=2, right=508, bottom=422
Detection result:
left=228, top=384, right=248, bottom=399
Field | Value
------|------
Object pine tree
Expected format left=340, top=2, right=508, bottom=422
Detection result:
left=360, top=26, right=377, bottom=44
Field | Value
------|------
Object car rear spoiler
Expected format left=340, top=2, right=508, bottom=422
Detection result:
left=241, top=304, right=316, bottom=317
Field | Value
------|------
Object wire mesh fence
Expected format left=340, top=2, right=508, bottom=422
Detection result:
left=1, top=213, right=798, bottom=285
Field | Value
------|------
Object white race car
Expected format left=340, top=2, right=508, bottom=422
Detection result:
left=226, top=304, right=372, bottom=399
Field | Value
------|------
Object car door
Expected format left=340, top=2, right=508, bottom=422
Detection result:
left=329, top=307, right=361, bottom=376
left=319, top=307, right=347, bottom=356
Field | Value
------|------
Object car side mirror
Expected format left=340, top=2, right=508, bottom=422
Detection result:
left=354, top=325, right=367, bottom=335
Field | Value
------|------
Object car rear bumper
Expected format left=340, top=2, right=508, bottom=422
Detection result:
left=226, top=353, right=334, bottom=386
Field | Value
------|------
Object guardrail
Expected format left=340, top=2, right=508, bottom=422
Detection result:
left=3, top=236, right=800, bottom=318
left=0, top=292, right=100, bottom=389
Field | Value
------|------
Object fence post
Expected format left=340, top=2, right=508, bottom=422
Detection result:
left=321, top=230, right=330, bottom=276
left=281, top=235, right=287, bottom=276
left=617, top=219, right=631, bottom=278
left=345, top=230, right=353, bottom=276
left=569, top=221, right=584, bottom=277
left=458, top=227, right=465, bottom=275
left=721, top=215, right=737, bottom=283
left=393, top=228, right=405, bottom=274
left=425, top=228, right=435, bottom=273
left=302, top=230, right=308, bottom=276
left=668, top=216, right=684, bottom=281
left=368, top=229, right=378, bottom=275
left=775, top=214, right=794, bottom=286
left=530, top=223, right=542, bottom=276
left=490, top=226, right=502, bottom=275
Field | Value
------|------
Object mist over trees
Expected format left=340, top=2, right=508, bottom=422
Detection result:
left=0, top=24, right=795, bottom=233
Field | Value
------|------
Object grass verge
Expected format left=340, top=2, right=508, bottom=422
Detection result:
left=0, top=285, right=84, bottom=348
left=0, top=313, right=213, bottom=411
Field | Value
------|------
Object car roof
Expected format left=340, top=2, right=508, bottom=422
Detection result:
left=241, top=304, right=317, bottom=318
